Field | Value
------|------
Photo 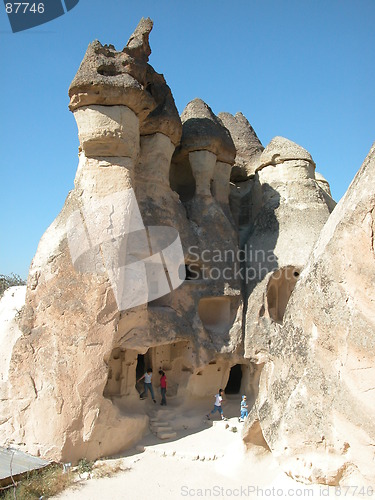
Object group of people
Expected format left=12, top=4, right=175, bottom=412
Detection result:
left=206, top=389, right=249, bottom=422
left=137, top=369, right=249, bottom=422
left=137, top=368, right=167, bottom=406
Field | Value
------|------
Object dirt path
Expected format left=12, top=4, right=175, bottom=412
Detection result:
left=53, top=400, right=329, bottom=499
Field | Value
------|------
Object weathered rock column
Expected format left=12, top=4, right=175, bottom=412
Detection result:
left=0, top=18, right=169, bottom=464
left=189, top=150, right=217, bottom=197
left=139, top=133, right=174, bottom=185
left=171, top=98, right=243, bottom=357
left=212, top=160, right=231, bottom=204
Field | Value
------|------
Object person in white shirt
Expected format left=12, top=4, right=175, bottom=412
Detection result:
left=137, top=368, right=156, bottom=403
left=206, top=389, right=227, bottom=420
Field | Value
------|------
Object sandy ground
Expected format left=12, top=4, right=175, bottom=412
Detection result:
left=53, top=398, right=338, bottom=500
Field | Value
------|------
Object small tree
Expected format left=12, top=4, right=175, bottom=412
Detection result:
left=0, top=273, right=26, bottom=298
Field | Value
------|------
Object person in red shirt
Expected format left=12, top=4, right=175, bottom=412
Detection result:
left=159, top=370, right=167, bottom=406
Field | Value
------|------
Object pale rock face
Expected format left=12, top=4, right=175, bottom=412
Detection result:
left=134, top=132, right=195, bottom=253
left=138, top=132, right=175, bottom=185
left=315, top=171, right=332, bottom=195
left=3, top=18, right=372, bottom=487
left=244, top=142, right=375, bottom=485
left=74, top=105, right=140, bottom=158
left=315, top=171, right=337, bottom=212
left=243, top=136, right=335, bottom=418
left=0, top=286, right=26, bottom=383
left=189, top=150, right=217, bottom=197
left=258, top=135, right=315, bottom=168
left=212, top=161, right=231, bottom=205
left=0, top=21, right=244, bottom=463
left=246, top=137, right=333, bottom=280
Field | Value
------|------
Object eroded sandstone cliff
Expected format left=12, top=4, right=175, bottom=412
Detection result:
left=0, top=18, right=373, bottom=486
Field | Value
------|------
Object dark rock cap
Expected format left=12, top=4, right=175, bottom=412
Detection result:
left=218, top=111, right=263, bottom=180
left=258, top=136, right=315, bottom=170
left=68, top=18, right=182, bottom=144
left=177, top=98, right=236, bottom=164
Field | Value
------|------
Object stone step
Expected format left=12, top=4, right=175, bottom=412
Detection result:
left=157, top=430, right=177, bottom=439
left=151, top=409, right=175, bottom=418
left=150, top=420, right=170, bottom=427
left=151, top=425, right=173, bottom=433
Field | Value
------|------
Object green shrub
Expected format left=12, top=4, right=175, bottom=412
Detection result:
left=0, top=274, right=26, bottom=298
left=77, top=458, right=93, bottom=474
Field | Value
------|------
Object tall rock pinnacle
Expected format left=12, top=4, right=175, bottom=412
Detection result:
left=68, top=17, right=182, bottom=145
left=123, top=17, right=153, bottom=62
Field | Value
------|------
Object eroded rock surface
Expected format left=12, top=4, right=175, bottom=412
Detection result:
left=218, top=111, right=264, bottom=180
left=0, top=20, right=242, bottom=463
left=244, top=142, right=375, bottom=485
left=1, top=18, right=373, bottom=488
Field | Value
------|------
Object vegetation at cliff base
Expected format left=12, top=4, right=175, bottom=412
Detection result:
left=0, top=274, right=26, bottom=298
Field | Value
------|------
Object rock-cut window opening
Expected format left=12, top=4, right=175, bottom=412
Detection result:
left=185, top=263, right=202, bottom=280
left=266, top=266, right=301, bottom=323
left=198, top=296, right=232, bottom=334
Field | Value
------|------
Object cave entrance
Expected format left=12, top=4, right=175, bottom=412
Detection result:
left=134, top=342, right=194, bottom=398
left=225, top=364, right=243, bottom=394
left=135, top=350, right=154, bottom=396
left=136, top=354, right=145, bottom=382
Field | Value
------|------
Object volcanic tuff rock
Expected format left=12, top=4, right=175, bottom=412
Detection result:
left=218, top=111, right=264, bottom=180
left=0, top=20, right=242, bottom=463
left=315, top=171, right=332, bottom=195
left=244, top=142, right=375, bottom=485
left=258, top=135, right=315, bottom=169
left=0, top=286, right=26, bottom=383
left=176, top=98, right=236, bottom=164
left=243, top=136, right=336, bottom=373
left=246, top=136, right=334, bottom=278
left=69, top=17, right=182, bottom=145
left=1, top=17, right=373, bottom=488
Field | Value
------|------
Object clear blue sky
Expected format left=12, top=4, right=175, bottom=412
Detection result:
left=1, top=0, right=374, bottom=279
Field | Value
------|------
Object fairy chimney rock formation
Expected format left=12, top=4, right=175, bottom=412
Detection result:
left=69, top=17, right=182, bottom=148
left=244, top=136, right=335, bottom=370
left=179, top=98, right=236, bottom=163
left=1, top=18, right=373, bottom=490
left=246, top=136, right=333, bottom=281
left=176, top=98, right=235, bottom=208
left=244, top=141, right=375, bottom=486
left=218, top=111, right=264, bottom=180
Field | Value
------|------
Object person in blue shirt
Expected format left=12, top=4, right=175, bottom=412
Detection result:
left=239, top=395, right=248, bottom=422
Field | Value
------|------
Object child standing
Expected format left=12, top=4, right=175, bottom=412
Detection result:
left=206, top=389, right=227, bottom=421
left=159, top=370, right=167, bottom=406
left=239, top=395, right=248, bottom=422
